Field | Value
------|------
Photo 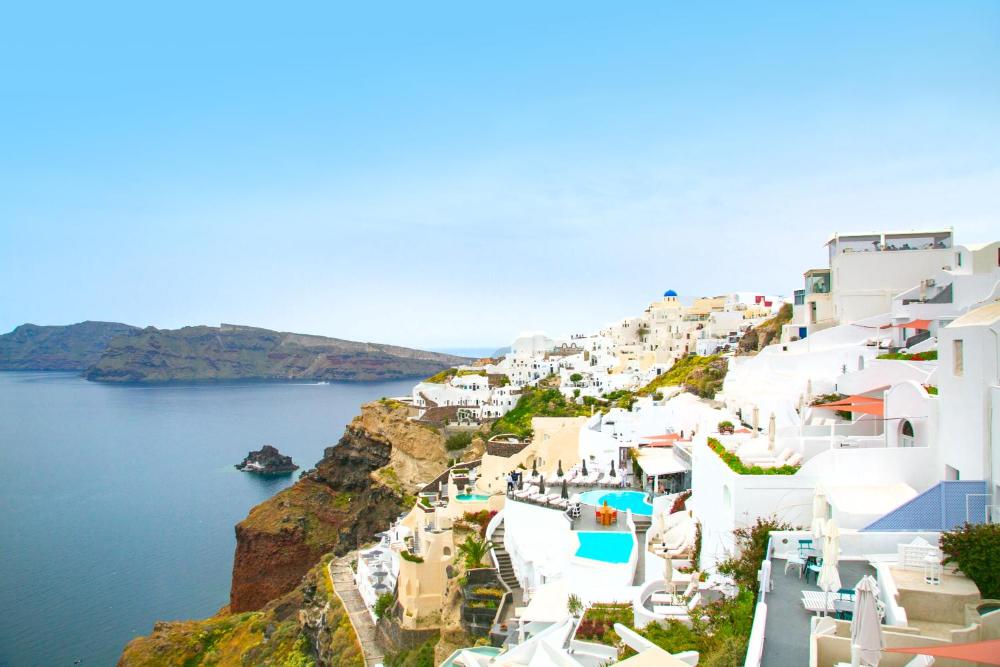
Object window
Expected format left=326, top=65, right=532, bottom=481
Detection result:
left=953, top=339, right=964, bottom=376
left=956, top=252, right=963, bottom=267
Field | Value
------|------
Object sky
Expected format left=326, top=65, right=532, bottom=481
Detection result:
left=1, top=2, right=998, bottom=349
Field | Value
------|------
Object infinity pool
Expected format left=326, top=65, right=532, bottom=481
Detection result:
left=455, top=493, right=490, bottom=502
left=575, top=531, right=634, bottom=564
left=578, top=490, right=653, bottom=515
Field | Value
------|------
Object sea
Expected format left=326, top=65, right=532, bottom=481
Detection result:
left=0, top=371, right=425, bottom=667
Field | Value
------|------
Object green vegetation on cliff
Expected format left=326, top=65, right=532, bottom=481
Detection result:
left=638, top=354, right=729, bottom=399
left=85, top=324, right=469, bottom=383
left=0, top=321, right=139, bottom=370
left=489, top=388, right=590, bottom=438
left=737, top=303, right=792, bottom=355
left=118, top=561, right=362, bottom=667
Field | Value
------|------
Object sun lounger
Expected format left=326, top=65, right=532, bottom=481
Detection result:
left=801, top=591, right=836, bottom=615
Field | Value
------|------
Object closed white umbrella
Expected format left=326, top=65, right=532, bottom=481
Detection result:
left=812, top=490, right=828, bottom=541
left=851, top=575, right=884, bottom=666
left=768, top=413, right=777, bottom=452
left=752, top=405, right=760, bottom=432
left=818, top=519, right=841, bottom=612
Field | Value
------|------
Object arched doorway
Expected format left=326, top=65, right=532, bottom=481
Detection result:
left=900, top=420, right=915, bottom=448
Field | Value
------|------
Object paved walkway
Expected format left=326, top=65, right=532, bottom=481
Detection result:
left=762, top=558, right=874, bottom=667
left=328, top=555, right=385, bottom=667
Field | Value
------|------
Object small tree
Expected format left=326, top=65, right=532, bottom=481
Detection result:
left=941, top=522, right=1000, bottom=598
left=570, top=373, right=583, bottom=383
left=457, top=535, right=493, bottom=569
left=567, top=593, right=583, bottom=616
left=374, top=592, right=395, bottom=619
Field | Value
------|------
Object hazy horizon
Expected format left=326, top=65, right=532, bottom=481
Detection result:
left=2, top=2, right=998, bottom=348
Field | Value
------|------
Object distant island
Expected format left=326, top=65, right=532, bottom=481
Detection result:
left=0, top=321, right=468, bottom=383
left=236, top=445, right=298, bottom=474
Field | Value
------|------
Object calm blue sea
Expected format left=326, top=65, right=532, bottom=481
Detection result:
left=0, top=372, right=416, bottom=667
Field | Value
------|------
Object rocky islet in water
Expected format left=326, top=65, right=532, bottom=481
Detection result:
left=235, top=445, right=299, bottom=474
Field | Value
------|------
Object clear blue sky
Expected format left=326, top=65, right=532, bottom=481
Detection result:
left=2, top=2, right=998, bottom=349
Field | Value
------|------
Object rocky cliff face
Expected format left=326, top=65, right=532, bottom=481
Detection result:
left=0, top=321, right=139, bottom=370
left=121, top=399, right=448, bottom=664
left=85, top=323, right=469, bottom=383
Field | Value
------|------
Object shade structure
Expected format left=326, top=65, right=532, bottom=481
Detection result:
left=814, top=395, right=885, bottom=417
left=886, top=639, right=1000, bottom=665
left=637, top=449, right=689, bottom=476
left=818, top=519, right=841, bottom=600
left=851, top=575, right=883, bottom=666
left=879, top=319, right=932, bottom=330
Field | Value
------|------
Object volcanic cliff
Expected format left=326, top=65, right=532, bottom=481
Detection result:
left=119, top=399, right=449, bottom=665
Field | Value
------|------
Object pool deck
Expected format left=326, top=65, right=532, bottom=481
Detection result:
left=762, top=558, right=875, bottom=667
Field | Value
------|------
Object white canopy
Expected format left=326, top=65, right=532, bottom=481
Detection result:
left=637, top=449, right=689, bottom=477
left=518, top=579, right=572, bottom=623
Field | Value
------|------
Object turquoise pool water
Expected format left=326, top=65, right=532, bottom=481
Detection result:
left=441, top=646, right=502, bottom=666
left=455, top=493, right=490, bottom=502
left=578, top=490, right=653, bottom=515
left=575, top=531, right=634, bottom=564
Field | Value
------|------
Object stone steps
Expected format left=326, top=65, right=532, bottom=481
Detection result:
left=328, top=557, right=385, bottom=666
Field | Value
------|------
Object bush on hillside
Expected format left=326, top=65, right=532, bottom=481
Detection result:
left=445, top=431, right=474, bottom=451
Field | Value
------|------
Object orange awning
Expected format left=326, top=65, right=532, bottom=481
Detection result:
left=814, top=395, right=884, bottom=417
left=887, top=639, right=1000, bottom=665
left=880, top=319, right=932, bottom=330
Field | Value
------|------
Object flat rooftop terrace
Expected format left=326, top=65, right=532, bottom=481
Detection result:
left=762, top=559, right=875, bottom=667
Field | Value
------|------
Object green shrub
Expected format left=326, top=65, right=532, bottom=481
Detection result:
left=384, top=635, right=439, bottom=667
left=445, top=431, right=474, bottom=451
left=878, top=350, right=938, bottom=361
left=940, top=523, right=1000, bottom=598
left=570, top=372, right=583, bottom=383
left=716, top=517, right=792, bottom=591
left=400, top=550, right=424, bottom=563
left=707, top=438, right=799, bottom=475
left=374, top=592, right=395, bottom=619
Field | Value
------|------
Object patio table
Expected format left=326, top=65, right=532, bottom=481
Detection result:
left=596, top=503, right=617, bottom=525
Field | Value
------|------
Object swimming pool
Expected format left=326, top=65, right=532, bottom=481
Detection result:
left=578, top=490, right=653, bottom=515
left=575, top=531, right=634, bottom=564
left=455, top=493, right=490, bottom=502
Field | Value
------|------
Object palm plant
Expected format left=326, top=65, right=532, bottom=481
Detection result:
left=457, top=535, right=493, bottom=569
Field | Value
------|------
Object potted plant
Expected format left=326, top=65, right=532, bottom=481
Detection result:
left=718, top=420, right=735, bottom=435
